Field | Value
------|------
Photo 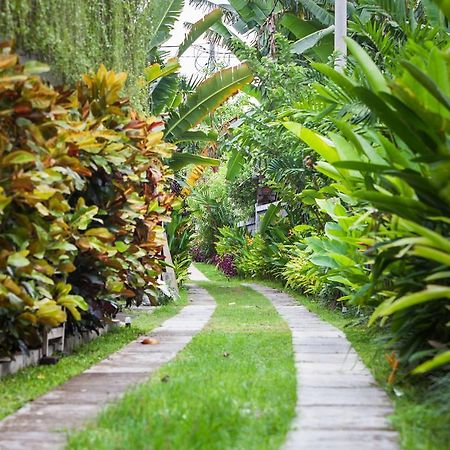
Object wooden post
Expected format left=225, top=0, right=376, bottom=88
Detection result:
left=334, top=0, right=347, bottom=71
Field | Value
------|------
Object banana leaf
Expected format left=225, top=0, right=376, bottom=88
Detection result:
left=178, top=9, right=223, bottom=57
left=226, top=149, right=245, bottom=181
left=165, top=63, right=253, bottom=140
left=169, top=152, right=220, bottom=171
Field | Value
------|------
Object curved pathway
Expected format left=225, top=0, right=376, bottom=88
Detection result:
left=246, top=283, right=399, bottom=450
left=0, top=285, right=216, bottom=450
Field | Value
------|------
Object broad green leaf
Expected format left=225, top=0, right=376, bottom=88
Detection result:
left=71, top=206, right=99, bottom=230
left=345, top=37, right=389, bottom=93
left=144, top=58, right=180, bottom=83
left=291, top=25, right=335, bottom=55
left=169, top=152, right=219, bottom=171
left=260, top=203, right=282, bottom=234
left=354, top=191, right=436, bottom=219
left=298, top=0, right=334, bottom=26
left=7, top=251, right=30, bottom=268
left=280, top=13, right=319, bottom=38
left=172, top=130, right=218, bottom=143
left=402, top=60, right=450, bottom=111
left=374, top=285, right=450, bottom=318
left=226, top=149, right=245, bottom=181
left=412, top=350, right=450, bottom=374
left=165, top=63, right=253, bottom=140
left=283, top=122, right=339, bottom=162
left=333, top=161, right=391, bottom=172
left=430, top=0, right=450, bottom=19
left=413, top=246, right=450, bottom=266
left=149, top=0, right=184, bottom=49
left=178, top=9, right=223, bottom=57
left=312, top=62, right=356, bottom=96
left=399, top=219, right=450, bottom=253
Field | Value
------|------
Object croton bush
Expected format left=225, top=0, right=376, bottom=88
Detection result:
left=0, top=42, right=175, bottom=357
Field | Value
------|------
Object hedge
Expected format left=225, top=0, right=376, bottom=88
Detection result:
left=0, top=43, right=175, bottom=357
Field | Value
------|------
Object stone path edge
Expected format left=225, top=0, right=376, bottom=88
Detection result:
left=0, top=285, right=216, bottom=450
left=245, top=283, right=399, bottom=450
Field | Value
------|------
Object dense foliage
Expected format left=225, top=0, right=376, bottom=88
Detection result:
left=0, top=45, right=175, bottom=357
left=0, top=0, right=157, bottom=109
left=191, top=0, right=450, bottom=380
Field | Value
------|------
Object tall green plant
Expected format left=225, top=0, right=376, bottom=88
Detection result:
left=284, top=36, right=450, bottom=373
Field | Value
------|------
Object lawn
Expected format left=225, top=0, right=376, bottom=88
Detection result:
left=235, top=272, right=450, bottom=450
left=0, top=291, right=187, bottom=420
left=67, top=280, right=296, bottom=450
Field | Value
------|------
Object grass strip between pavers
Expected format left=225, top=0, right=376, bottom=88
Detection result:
left=66, top=280, right=296, bottom=450
left=195, top=263, right=450, bottom=450
left=0, top=290, right=188, bottom=420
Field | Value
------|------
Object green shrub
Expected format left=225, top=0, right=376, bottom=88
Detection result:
left=285, top=37, right=450, bottom=375
left=0, top=45, right=174, bottom=357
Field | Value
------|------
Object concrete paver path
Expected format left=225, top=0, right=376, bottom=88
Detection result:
left=0, top=285, right=215, bottom=450
left=188, top=264, right=209, bottom=281
left=246, top=283, right=399, bottom=450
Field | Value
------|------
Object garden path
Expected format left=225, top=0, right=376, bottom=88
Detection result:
left=0, top=285, right=216, bottom=450
left=188, top=264, right=209, bottom=281
left=246, top=283, right=399, bottom=450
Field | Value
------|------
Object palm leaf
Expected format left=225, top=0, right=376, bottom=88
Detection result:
left=165, top=63, right=253, bottom=140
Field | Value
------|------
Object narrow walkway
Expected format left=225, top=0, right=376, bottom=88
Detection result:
left=188, top=264, right=209, bottom=281
left=0, top=285, right=215, bottom=450
left=246, top=284, right=399, bottom=450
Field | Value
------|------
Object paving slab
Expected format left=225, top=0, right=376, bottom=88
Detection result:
left=0, top=285, right=216, bottom=450
left=245, top=283, right=399, bottom=450
left=188, top=264, right=209, bottom=281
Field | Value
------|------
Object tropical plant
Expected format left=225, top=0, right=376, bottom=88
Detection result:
left=0, top=46, right=175, bottom=357
left=166, top=210, right=194, bottom=285
left=284, top=35, right=450, bottom=373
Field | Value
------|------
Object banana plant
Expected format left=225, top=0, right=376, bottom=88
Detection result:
left=145, top=5, right=253, bottom=171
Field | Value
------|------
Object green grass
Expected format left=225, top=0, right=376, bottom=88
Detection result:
left=195, top=264, right=450, bottom=450
left=67, top=280, right=296, bottom=450
left=194, top=262, right=231, bottom=283
left=0, top=291, right=187, bottom=420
